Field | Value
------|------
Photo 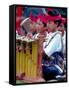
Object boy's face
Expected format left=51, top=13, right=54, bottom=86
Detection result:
left=30, top=20, right=36, bottom=32
left=58, top=23, right=65, bottom=35
left=35, top=19, right=44, bottom=33
left=58, top=23, right=65, bottom=31
left=47, top=20, right=57, bottom=32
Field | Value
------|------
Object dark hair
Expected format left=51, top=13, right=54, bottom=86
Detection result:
left=43, top=22, right=47, bottom=27
left=61, top=14, right=67, bottom=29
left=54, top=20, right=61, bottom=27
left=64, top=23, right=67, bottom=29
left=48, top=9, right=61, bottom=27
left=48, top=9, right=59, bottom=16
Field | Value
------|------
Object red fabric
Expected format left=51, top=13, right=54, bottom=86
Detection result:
left=30, top=12, right=37, bottom=22
left=47, top=8, right=53, bottom=12
left=45, top=14, right=62, bottom=22
left=16, top=20, right=21, bottom=29
left=16, top=6, right=23, bottom=32
left=30, top=13, right=62, bottom=24
left=37, top=14, right=46, bottom=23
left=17, top=6, right=23, bottom=16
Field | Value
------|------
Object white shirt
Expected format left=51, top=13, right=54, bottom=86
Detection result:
left=32, top=33, right=39, bottom=39
left=62, top=31, right=66, bottom=53
left=43, top=31, right=62, bottom=56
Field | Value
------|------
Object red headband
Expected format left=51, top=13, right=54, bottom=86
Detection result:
left=45, top=13, right=62, bottom=22
left=47, top=8, right=53, bottom=12
left=30, top=12, right=66, bottom=25
left=30, top=12, right=38, bottom=22
left=37, top=14, right=46, bottom=23
left=30, top=13, right=47, bottom=23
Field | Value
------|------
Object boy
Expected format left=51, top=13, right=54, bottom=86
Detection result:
left=42, top=9, right=65, bottom=81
